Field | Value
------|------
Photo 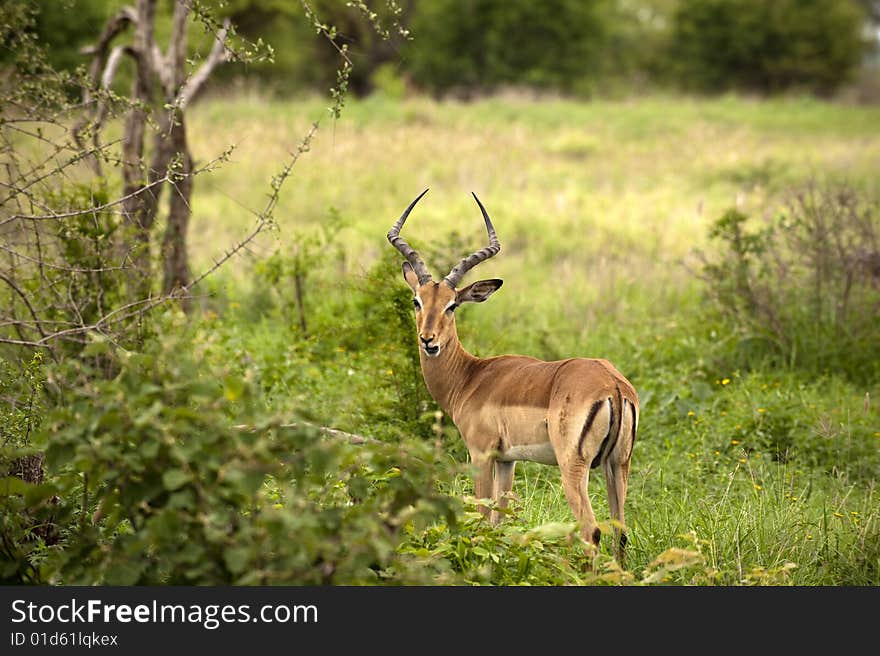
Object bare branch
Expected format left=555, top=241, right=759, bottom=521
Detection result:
left=80, top=6, right=138, bottom=59
left=0, top=273, right=49, bottom=340
left=1, top=172, right=173, bottom=226
left=0, top=294, right=171, bottom=348
left=233, top=421, right=376, bottom=446
left=176, top=18, right=231, bottom=112
left=0, top=242, right=132, bottom=273
left=100, top=45, right=131, bottom=90
left=152, top=43, right=171, bottom=91
left=187, top=121, right=320, bottom=291
left=73, top=6, right=138, bottom=174
left=169, top=0, right=191, bottom=90
left=1, top=148, right=227, bottom=227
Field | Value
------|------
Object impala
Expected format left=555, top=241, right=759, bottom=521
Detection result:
left=387, top=190, right=639, bottom=565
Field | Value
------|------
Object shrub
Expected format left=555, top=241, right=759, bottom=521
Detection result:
left=249, top=239, right=438, bottom=440
left=698, top=183, right=880, bottom=385
left=0, top=352, right=55, bottom=583
left=403, top=0, right=611, bottom=96
left=668, top=0, right=867, bottom=95
left=21, top=317, right=461, bottom=584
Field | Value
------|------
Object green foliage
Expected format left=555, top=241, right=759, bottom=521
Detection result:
left=29, top=0, right=109, bottom=75
left=632, top=362, right=880, bottom=585
left=669, top=0, right=867, bottom=94
left=0, top=352, right=45, bottom=449
left=21, top=0, right=874, bottom=99
left=0, top=177, right=137, bottom=364
left=0, top=353, right=51, bottom=583
left=241, top=245, right=437, bottom=441
left=403, top=0, right=611, bottom=96
left=0, top=470, right=62, bottom=583
left=699, top=183, right=880, bottom=384
left=0, top=0, right=82, bottom=107
left=401, top=511, right=590, bottom=585
left=212, top=0, right=409, bottom=95
left=663, top=368, right=880, bottom=481
left=30, top=316, right=461, bottom=584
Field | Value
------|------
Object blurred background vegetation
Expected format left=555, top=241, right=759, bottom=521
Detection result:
left=2, top=0, right=879, bottom=586
left=24, top=0, right=880, bottom=99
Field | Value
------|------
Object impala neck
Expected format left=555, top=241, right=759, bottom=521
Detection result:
left=418, top=332, right=478, bottom=417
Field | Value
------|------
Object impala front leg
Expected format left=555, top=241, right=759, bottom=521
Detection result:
left=491, top=460, right=516, bottom=525
left=470, top=452, right=495, bottom=520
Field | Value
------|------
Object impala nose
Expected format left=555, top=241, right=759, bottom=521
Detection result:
left=420, top=334, right=440, bottom=356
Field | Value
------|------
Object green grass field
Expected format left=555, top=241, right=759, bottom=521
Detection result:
left=183, top=94, right=879, bottom=585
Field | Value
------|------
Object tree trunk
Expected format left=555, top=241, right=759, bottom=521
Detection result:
left=120, top=0, right=158, bottom=299
left=161, top=110, right=193, bottom=305
left=78, top=0, right=228, bottom=310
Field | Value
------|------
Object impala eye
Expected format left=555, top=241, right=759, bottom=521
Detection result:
left=413, top=298, right=421, bottom=311
left=446, top=303, right=457, bottom=313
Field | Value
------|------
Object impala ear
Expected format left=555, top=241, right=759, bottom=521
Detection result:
left=402, top=261, right=420, bottom=292
left=457, top=278, right=503, bottom=304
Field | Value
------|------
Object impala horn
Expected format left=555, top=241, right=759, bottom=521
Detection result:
left=387, top=188, right=433, bottom=285
left=443, top=192, right=501, bottom=288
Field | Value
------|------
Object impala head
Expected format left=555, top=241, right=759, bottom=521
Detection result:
left=388, top=189, right=503, bottom=358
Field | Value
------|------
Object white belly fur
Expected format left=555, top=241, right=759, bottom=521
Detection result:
left=467, top=403, right=556, bottom=465
left=497, top=442, right=557, bottom=465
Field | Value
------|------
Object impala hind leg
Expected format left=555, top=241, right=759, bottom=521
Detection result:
left=603, top=459, right=630, bottom=567
left=548, top=397, right=613, bottom=564
left=559, top=464, right=601, bottom=553
left=604, top=399, right=634, bottom=567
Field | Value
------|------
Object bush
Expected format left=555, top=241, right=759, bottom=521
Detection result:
left=2, top=0, right=108, bottom=80
left=403, top=0, right=611, bottom=96
left=11, top=317, right=461, bottom=584
left=698, top=183, right=880, bottom=384
left=0, top=352, right=54, bottom=583
left=668, top=0, right=867, bottom=95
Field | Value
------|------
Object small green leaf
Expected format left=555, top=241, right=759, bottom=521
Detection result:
left=224, top=546, right=250, bottom=574
left=223, top=375, right=245, bottom=401
left=83, top=335, right=111, bottom=357
left=162, top=469, right=190, bottom=491
left=140, top=440, right=160, bottom=458
left=24, top=483, right=58, bottom=506
left=0, top=477, right=30, bottom=496
left=104, top=560, right=143, bottom=585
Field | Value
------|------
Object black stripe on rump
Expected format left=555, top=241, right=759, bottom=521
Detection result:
left=578, top=399, right=606, bottom=461
left=592, top=387, right=624, bottom=469
left=588, top=397, right=614, bottom=469
left=626, top=399, right=637, bottom=462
